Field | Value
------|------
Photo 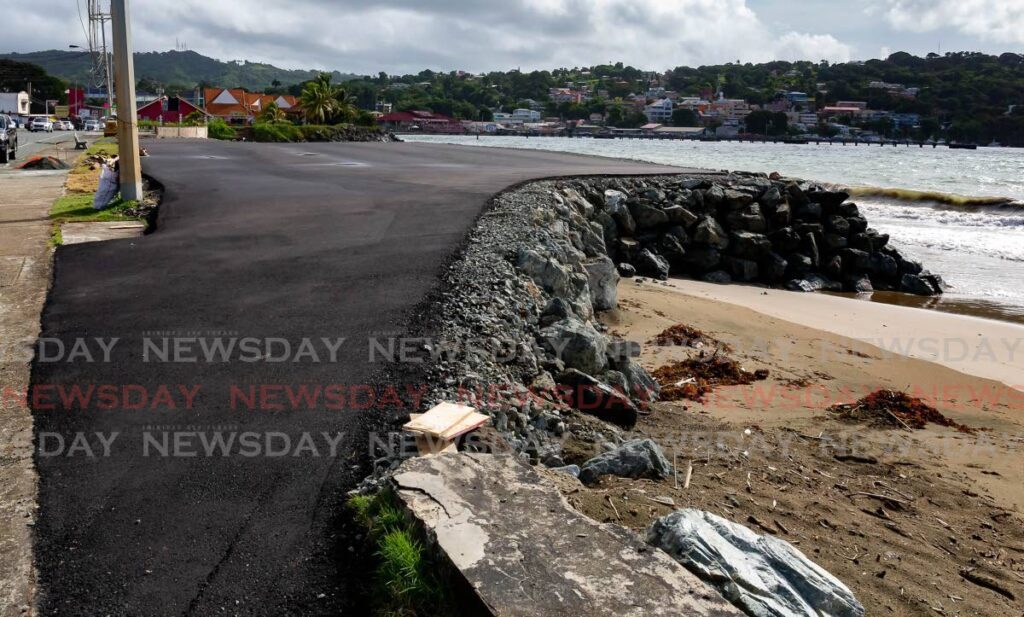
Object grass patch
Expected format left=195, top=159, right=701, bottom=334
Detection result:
left=50, top=193, right=138, bottom=224
left=66, top=141, right=119, bottom=194
left=347, top=492, right=457, bottom=617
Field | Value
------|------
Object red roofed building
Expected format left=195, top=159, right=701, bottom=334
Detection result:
left=377, top=110, right=464, bottom=133
left=203, top=88, right=300, bottom=124
left=137, top=96, right=207, bottom=124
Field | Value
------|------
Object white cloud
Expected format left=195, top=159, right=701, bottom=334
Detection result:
left=7, top=0, right=854, bottom=73
left=773, top=32, right=852, bottom=63
left=879, top=0, right=1024, bottom=44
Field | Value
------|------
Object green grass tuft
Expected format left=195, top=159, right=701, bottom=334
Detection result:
left=347, top=491, right=456, bottom=617
left=50, top=193, right=138, bottom=224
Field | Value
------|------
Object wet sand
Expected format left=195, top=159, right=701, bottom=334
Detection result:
left=660, top=278, right=1024, bottom=391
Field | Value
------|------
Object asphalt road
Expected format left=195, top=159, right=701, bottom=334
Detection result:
left=30, top=139, right=685, bottom=615
left=1, top=128, right=104, bottom=167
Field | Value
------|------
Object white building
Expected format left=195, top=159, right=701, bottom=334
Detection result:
left=643, top=98, right=674, bottom=123
left=0, top=91, right=30, bottom=116
left=512, top=108, right=541, bottom=122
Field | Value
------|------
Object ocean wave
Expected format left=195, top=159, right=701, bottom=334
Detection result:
left=846, top=186, right=1023, bottom=210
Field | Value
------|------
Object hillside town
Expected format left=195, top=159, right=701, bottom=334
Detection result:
left=3, top=52, right=1023, bottom=145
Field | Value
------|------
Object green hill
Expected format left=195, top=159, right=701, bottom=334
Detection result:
left=0, top=49, right=358, bottom=90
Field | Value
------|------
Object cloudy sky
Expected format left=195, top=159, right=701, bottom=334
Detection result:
left=6, top=0, right=1023, bottom=74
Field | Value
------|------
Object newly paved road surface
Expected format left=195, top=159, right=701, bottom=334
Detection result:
left=30, top=139, right=685, bottom=615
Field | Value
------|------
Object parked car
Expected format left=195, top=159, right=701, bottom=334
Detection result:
left=56, top=120, right=74, bottom=131
left=82, top=119, right=103, bottom=132
left=29, top=117, right=53, bottom=132
left=0, top=114, right=17, bottom=164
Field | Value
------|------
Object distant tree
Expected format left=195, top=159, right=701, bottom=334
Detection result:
left=300, top=73, right=338, bottom=124
left=259, top=102, right=286, bottom=123
left=671, top=108, right=698, bottom=126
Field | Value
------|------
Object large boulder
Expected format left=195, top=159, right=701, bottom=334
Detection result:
left=608, top=202, right=636, bottom=236
left=726, top=204, right=768, bottom=233
left=693, top=217, right=730, bottom=250
left=578, top=439, right=673, bottom=484
left=635, top=249, right=671, bottom=280
left=768, top=227, right=801, bottom=253
left=539, top=318, right=608, bottom=375
left=900, top=273, right=940, bottom=296
left=730, top=231, right=772, bottom=260
left=630, top=201, right=670, bottom=230
left=723, top=257, right=759, bottom=282
left=517, top=249, right=593, bottom=319
left=584, top=256, right=620, bottom=311
left=663, top=205, right=700, bottom=228
left=683, top=247, right=722, bottom=273
left=556, top=369, right=638, bottom=428
left=760, top=252, right=788, bottom=283
left=786, top=274, right=841, bottom=293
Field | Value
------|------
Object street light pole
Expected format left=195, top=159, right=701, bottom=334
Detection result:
left=110, top=0, right=142, bottom=201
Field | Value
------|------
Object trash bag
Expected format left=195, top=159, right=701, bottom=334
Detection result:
left=93, top=164, right=119, bottom=210
left=647, top=509, right=865, bottom=617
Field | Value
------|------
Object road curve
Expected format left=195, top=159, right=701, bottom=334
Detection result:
left=30, top=140, right=687, bottom=615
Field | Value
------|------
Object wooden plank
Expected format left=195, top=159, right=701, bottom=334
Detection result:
left=438, top=412, right=491, bottom=441
left=403, top=402, right=475, bottom=437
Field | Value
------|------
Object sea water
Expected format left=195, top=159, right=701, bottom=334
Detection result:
left=405, top=135, right=1024, bottom=323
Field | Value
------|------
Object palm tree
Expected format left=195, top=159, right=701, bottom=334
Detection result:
left=334, top=87, right=356, bottom=123
left=300, top=73, right=337, bottom=124
left=259, top=102, right=286, bottom=124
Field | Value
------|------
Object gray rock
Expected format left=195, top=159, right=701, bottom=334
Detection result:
left=684, top=247, right=722, bottom=272
left=726, top=205, right=768, bottom=233
left=825, top=215, right=851, bottom=236
left=618, top=359, right=660, bottom=403
left=556, top=369, right=638, bottom=428
left=617, top=262, right=636, bottom=278
left=541, top=297, right=576, bottom=327
left=579, top=439, right=673, bottom=484
left=770, top=201, right=792, bottom=226
left=823, top=233, right=848, bottom=251
left=604, top=189, right=627, bottom=209
left=786, top=274, right=839, bottom=293
left=693, top=217, right=730, bottom=250
left=823, top=255, right=843, bottom=280
left=730, top=231, right=772, bottom=260
left=663, top=205, right=699, bottom=228
left=703, top=270, right=732, bottom=284
left=630, top=202, right=670, bottom=230
left=760, top=252, right=788, bottom=283
left=845, top=275, right=874, bottom=293
left=584, top=256, right=620, bottom=311
left=724, top=257, right=759, bottom=282
left=540, top=318, right=608, bottom=375
left=609, top=202, right=637, bottom=236
left=657, top=234, right=688, bottom=265
left=550, top=464, right=581, bottom=477
left=580, top=222, right=609, bottom=257
left=839, top=248, right=871, bottom=273
left=768, top=227, right=801, bottom=253
left=635, top=249, right=670, bottom=280
left=900, top=273, right=939, bottom=296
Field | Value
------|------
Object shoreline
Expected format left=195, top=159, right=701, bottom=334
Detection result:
left=658, top=277, right=1024, bottom=391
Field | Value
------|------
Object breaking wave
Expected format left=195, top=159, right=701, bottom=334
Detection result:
left=846, top=186, right=1023, bottom=210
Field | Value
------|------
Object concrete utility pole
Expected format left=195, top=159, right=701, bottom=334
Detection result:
left=110, top=0, right=142, bottom=200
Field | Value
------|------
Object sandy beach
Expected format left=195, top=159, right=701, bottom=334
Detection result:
left=556, top=278, right=1024, bottom=616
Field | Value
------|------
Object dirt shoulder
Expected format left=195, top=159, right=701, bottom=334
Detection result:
left=557, top=279, right=1024, bottom=616
left=0, top=169, right=72, bottom=617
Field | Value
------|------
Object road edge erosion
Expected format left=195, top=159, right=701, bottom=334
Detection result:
left=350, top=171, right=947, bottom=615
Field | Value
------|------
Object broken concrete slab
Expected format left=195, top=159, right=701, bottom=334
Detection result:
left=389, top=453, right=742, bottom=617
